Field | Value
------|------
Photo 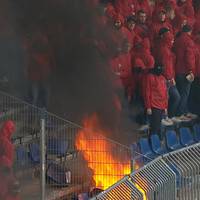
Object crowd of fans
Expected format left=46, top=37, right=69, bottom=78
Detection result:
left=82, top=0, right=200, bottom=136
left=20, top=0, right=200, bottom=137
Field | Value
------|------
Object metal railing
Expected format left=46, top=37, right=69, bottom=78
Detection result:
left=0, top=91, right=132, bottom=200
left=94, top=143, right=200, bottom=200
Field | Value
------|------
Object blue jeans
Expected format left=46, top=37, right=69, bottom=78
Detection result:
left=168, top=85, right=181, bottom=118
left=176, top=75, right=192, bottom=116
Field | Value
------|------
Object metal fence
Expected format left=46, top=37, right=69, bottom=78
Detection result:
left=94, top=144, right=200, bottom=200
left=0, top=91, right=132, bottom=200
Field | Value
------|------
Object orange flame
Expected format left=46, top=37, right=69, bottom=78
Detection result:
left=75, top=114, right=131, bottom=190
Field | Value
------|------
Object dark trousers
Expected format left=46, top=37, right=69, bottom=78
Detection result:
left=176, top=75, right=192, bottom=116
left=28, top=80, right=49, bottom=108
left=168, top=85, right=181, bottom=118
left=149, top=108, right=163, bottom=137
left=188, top=78, right=200, bottom=115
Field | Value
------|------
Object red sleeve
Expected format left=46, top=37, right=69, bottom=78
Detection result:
left=144, top=54, right=155, bottom=69
left=161, top=49, right=175, bottom=80
left=144, top=75, right=152, bottom=109
left=185, top=42, right=196, bottom=73
left=185, top=3, right=195, bottom=20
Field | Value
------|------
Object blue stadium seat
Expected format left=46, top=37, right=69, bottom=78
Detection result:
left=29, top=143, right=40, bottom=163
left=193, top=124, right=200, bottom=142
left=47, top=138, right=68, bottom=156
left=166, top=130, right=182, bottom=151
left=179, top=127, right=194, bottom=147
left=150, top=134, right=167, bottom=155
left=138, top=138, right=157, bottom=163
left=16, top=146, right=31, bottom=168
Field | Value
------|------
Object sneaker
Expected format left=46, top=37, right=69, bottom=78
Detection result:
left=178, top=115, right=191, bottom=122
left=138, top=124, right=149, bottom=131
left=171, top=116, right=183, bottom=123
left=162, top=118, right=174, bottom=126
left=185, top=113, right=198, bottom=119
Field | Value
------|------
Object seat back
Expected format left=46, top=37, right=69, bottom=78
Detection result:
left=166, top=130, right=179, bottom=148
left=138, top=138, right=152, bottom=155
left=29, top=143, right=40, bottom=163
left=150, top=134, right=161, bottom=152
left=16, top=146, right=29, bottom=166
left=193, top=124, right=200, bottom=141
left=179, top=127, right=194, bottom=146
left=47, top=137, right=68, bottom=156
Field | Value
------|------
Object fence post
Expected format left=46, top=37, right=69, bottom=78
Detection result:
left=40, top=115, right=46, bottom=200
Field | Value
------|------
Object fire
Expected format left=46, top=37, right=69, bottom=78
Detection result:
left=75, top=114, right=131, bottom=190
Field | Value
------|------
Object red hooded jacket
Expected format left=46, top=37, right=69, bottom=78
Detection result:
left=155, top=32, right=175, bottom=80
left=115, top=0, right=137, bottom=17
left=174, top=32, right=196, bottom=75
left=176, top=0, right=195, bottom=26
left=135, top=0, right=152, bottom=17
left=193, top=35, right=200, bottom=77
left=150, top=8, right=173, bottom=45
left=144, top=74, right=168, bottom=110
left=0, top=120, right=15, bottom=169
left=110, top=52, right=134, bottom=97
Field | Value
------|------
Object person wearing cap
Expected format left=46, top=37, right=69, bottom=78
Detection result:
left=174, top=24, right=196, bottom=120
left=150, top=8, right=173, bottom=47
left=155, top=28, right=181, bottom=123
left=144, top=65, right=168, bottom=138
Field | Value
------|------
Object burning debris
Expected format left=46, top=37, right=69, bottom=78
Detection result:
left=75, top=114, right=131, bottom=190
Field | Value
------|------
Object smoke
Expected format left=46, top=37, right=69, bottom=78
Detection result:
left=0, top=0, right=138, bottom=141
left=45, top=1, right=120, bottom=132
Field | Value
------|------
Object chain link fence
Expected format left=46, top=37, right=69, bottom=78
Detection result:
left=0, top=91, right=131, bottom=200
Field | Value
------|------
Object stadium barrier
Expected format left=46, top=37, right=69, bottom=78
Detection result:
left=0, top=91, right=131, bottom=200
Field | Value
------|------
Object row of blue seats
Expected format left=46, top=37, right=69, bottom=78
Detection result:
left=15, top=138, right=68, bottom=168
left=132, top=123, right=200, bottom=165
left=15, top=138, right=70, bottom=185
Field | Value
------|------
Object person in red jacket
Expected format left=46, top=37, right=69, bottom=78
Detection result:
left=176, top=0, right=195, bottom=27
left=109, top=40, right=133, bottom=104
left=24, top=31, right=56, bottom=108
left=150, top=8, right=173, bottom=47
left=0, top=120, right=20, bottom=200
left=174, top=25, right=196, bottom=118
left=135, top=10, right=150, bottom=39
left=155, top=28, right=181, bottom=120
left=135, top=0, right=152, bottom=18
left=144, top=65, right=168, bottom=136
left=114, top=0, right=137, bottom=18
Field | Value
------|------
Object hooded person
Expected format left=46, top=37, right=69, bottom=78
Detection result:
left=144, top=65, right=168, bottom=137
left=114, top=0, right=137, bottom=18
left=155, top=28, right=181, bottom=120
left=0, top=120, right=20, bottom=200
left=170, top=11, right=188, bottom=36
left=105, top=3, right=117, bottom=20
left=150, top=8, right=173, bottom=46
left=135, top=0, right=152, bottom=18
left=0, top=120, right=15, bottom=168
left=176, top=0, right=195, bottom=27
left=135, top=10, right=150, bottom=39
left=109, top=39, right=134, bottom=103
left=132, top=38, right=155, bottom=104
left=174, top=24, right=196, bottom=119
